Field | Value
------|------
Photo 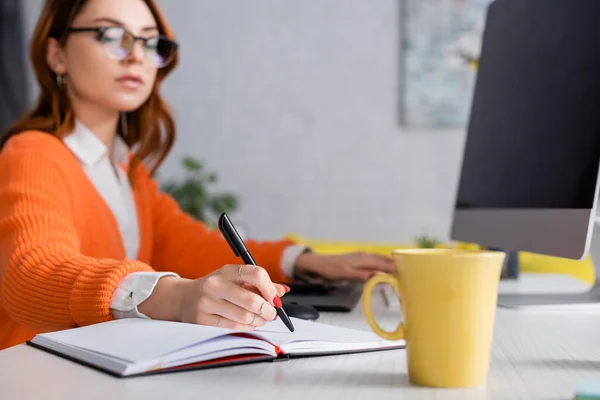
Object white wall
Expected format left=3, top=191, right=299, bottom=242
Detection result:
left=21, top=0, right=466, bottom=243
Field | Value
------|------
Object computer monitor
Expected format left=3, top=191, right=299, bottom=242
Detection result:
left=450, top=0, right=600, bottom=308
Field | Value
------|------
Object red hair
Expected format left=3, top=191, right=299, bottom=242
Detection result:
left=1, top=0, right=178, bottom=177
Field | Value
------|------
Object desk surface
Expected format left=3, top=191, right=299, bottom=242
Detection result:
left=2, top=273, right=600, bottom=400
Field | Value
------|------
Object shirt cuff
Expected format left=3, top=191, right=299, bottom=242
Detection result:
left=110, top=271, right=180, bottom=319
left=280, top=244, right=311, bottom=279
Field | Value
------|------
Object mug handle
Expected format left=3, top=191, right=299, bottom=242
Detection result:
left=362, top=274, right=405, bottom=341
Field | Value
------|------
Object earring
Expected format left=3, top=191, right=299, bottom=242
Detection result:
left=56, top=74, right=66, bottom=87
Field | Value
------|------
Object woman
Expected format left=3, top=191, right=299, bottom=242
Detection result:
left=0, top=0, right=395, bottom=350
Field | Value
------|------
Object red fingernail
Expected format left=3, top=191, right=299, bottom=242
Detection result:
left=273, top=296, right=282, bottom=308
left=282, top=284, right=290, bottom=293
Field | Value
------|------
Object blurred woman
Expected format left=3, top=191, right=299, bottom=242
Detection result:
left=0, top=0, right=395, bottom=350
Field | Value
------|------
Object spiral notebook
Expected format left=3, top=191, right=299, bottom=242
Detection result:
left=27, top=317, right=404, bottom=377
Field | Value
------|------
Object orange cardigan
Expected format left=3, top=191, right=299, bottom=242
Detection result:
left=0, top=131, right=294, bottom=350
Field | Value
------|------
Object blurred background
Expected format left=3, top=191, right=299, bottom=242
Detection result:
left=4, top=0, right=488, bottom=245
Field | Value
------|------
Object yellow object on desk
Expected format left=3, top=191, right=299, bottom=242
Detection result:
left=451, top=241, right=594, bottom=284
left=520, top=252, right=594, bottom=284
left=284, top=234, right=595, bottom=285
left=362, top=248, right=505, bottom=388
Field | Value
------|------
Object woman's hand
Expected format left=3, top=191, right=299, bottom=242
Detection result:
left=138, top=264, right=289, bottom=331
left=294, top=252, right=396, bottom=281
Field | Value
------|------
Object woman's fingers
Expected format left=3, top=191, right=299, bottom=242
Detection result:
left=377, top=255, right=397, bottom=273
left=212, top=298, right=269, bottom=327
left=242, top=283, right=289, bottom=297
left=354, top=253, right=396, bottom=273
left=276, top=283, right=290, bottom=296
left=344, top=267, right=377, bottom=282
left=221, top=281, right=277, bottom=321
left=204, top=313, right=255, bottom=331
left=181, top=265, right=290, bottom=330
left=201, top=267, right=279, bottom=320
left=227, top=264, right=281, bottom=310
left=191, top=299, right=266, bottom=331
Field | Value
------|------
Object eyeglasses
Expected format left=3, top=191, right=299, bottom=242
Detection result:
left=66, top=26, right=178, bottom=68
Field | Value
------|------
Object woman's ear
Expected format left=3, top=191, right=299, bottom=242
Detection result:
left=46, top=38, right=67, bottom=75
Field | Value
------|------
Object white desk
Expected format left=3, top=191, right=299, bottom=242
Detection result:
left=497, top=272, right=591, bottom=294
left=2, top=274, right=600, bottom=400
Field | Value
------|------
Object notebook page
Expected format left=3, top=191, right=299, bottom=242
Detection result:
left=252, top=317, right=402, bottom=352
left=37, top=319, right=243, bottom=362
left=159, top=334, right=276, bottom=365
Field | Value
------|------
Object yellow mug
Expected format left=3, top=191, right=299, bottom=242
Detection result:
left=362, top=248, right=505, bottom=388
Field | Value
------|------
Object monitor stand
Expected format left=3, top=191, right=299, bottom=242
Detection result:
left=497, top=222, right=600, bottom=309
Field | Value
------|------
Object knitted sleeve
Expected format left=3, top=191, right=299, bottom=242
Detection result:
left=139, top=166, right=294, bottom=283
left=0, top=134, right=154, bottom=331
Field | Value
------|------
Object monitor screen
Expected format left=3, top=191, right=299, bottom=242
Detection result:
left=455, top=0, right=600, bottom=211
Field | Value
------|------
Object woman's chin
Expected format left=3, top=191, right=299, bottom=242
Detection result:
left=107, top=95, right=151, bottom=113
left=110, top=101, right=147, bottom=113
left=119, top=104, right=145, bottom=113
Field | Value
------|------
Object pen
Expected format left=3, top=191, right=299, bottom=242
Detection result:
left=218, top=212, right=295, bottom=332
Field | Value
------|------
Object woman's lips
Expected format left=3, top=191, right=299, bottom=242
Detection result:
left=116, top=74, right=143, bottom=89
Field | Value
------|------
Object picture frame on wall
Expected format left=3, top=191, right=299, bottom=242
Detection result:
left=399, top=0, right=493, bottom=129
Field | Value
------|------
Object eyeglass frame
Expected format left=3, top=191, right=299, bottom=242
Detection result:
left=65, top=26, right=179, bottom=68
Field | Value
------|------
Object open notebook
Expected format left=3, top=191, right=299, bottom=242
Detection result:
left=27, top=317, right=404, bottom=377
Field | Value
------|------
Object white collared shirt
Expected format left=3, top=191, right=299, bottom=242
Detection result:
left=63, top=121, right=306, bottom=319
left=63, top=121, right=140, bottom=260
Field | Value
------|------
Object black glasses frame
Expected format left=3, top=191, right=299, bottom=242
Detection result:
left=66, top=26, right=179, bottom=67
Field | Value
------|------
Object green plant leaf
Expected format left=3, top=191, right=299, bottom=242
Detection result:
left=209, top=194, right=238, bottom=214
left=161, top=156, right=239, bottom=224
left=415, top=235, right=439, bottom=248
left=182, top=157, right=202, bottom=172
left=161, top=182, right=177, bottom=194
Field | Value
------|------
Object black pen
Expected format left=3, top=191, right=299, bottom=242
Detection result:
left=218, top=212, right=295, bottom=332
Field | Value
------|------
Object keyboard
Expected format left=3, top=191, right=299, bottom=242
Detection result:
left=281, top=281, right=364, bottom=312
left=285, top=282, right=336, bottom=295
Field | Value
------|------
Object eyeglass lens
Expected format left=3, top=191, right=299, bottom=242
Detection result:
left=100, top=27, right=175, bottom=67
